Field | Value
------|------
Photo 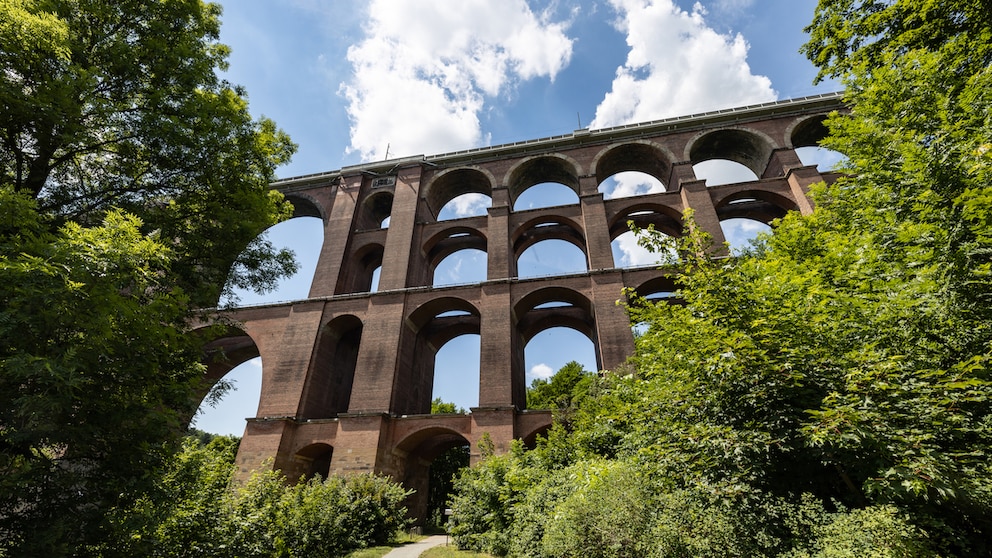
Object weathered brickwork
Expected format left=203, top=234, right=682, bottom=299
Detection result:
left=198, top=93, right=844, bottom=522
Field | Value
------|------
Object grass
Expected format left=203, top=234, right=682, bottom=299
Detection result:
left=420, top=545, right=495, bottom=558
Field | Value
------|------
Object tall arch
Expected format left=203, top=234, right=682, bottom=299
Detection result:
left=592, top=141, right=674, bottom=192
left=504, top=154, right=582, bottom=208
left=299, top=315, right=364, bottom=419
left=337, top=242, right=383, bottom=294
left=686, top=127, right=777, bottom=179
left=423, top=167, right=496, bottom=220
left=397, top=297, right=482, bottom=415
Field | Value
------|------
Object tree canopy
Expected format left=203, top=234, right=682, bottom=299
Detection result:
left=1, top=1, right=299, bottom=554
left=0, top=0, right=297, bottom=306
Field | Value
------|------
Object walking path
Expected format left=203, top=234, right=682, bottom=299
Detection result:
left=381, top=534, right=449, bottom=558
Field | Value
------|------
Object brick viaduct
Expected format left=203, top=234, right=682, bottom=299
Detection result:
left=196, top=93, right=844, bottom=522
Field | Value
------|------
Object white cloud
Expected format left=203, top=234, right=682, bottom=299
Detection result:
left=449, top=193, right=491, bottom=218
left=591, top=0, right=775, bottom=129
left=530, top=363, right=554, bottom=380
left=341, top=0, right=574, bottom=161
left=615, top=230, right=658, bottom=267
left=602, top=171, right=666, bottom=199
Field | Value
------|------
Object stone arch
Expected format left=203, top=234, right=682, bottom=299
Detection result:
left=423, top=226, right=488, bottom=270
left=513, top=287, right=597, bottom=346
left=686, top=127, right=778, bottom=179
left=519, top=418, right=553, bottom=448
left=197, top=322, right=261, bottom=389
left=788, top=114, right=830, bottom=148
left=284, top=192, right=326, bottom=221
left=356, top=189, right=394, bottom=230
left=290, top=442, right=334, bottom=481
left=608, top=202, right=684, bottom=240
left=591, top=140, right=675, bottom=191
left=299, top=314, right=364, bottom=419
left=397, top=297, right=482, bottom=415
left=192, top=322, right=262, bottom=427
left=511, top=215, right=587, bottom=259
left=392, top=425, right=472, bottom=527
left=423, top=167, right=496, bottom=219
left=632, top=275, right=680, bottom=301
left=713, top=189, right=799, bottom=225
left=337, top=242, right=383, bottom=294
left=504, top=154, right=582, bottom=208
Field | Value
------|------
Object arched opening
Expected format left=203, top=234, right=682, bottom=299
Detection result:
left=338, top=243, right=383, bottom=294
left=433, top=249, right=487, bottom=287
left=299, top=315, right=363, bottom=419
left=506, top=155, right=581, bottom=210
left=193, top=325, right=263, bottom=436
left=191, top=357, right=263, bottom=436
left=611, top=230, right=670, bottom=268
left=513, top=182, right=579, bottom=211
left=517, top=239, right=587, bottom=278
left=693, top=159, right=759, bottom=186
left=629, top=276, right=680, bottom=337
left=721, top=218, right=772, bottom=254
left=357, top=190, right=393, bottom=230
left=608, top=205, right=682, bottom=269
left=291, top=443, right=334, bottom=481
left=401, top=298, right=481, bottom=415
left=593, top=142, right=672, bottom=194
left=525, top=327, right=597, bottom=387
left=688, top=128, right=774, bottom=180
left=424, top=167, right=494, bottom=221
left=432, top=334, right=480, bottom=411
left=598, top=171, right=666, bottom=199
left=438, top=193, right=492, bottom=221
left=423, top=227, right=487, bottom=287
left=370, top=266, right=381, bottom=292
left=394, top=428, right=472, bottom=528
left=796, top=146, right=845, bottom=172
left=221, top=216, right=323, bottom=306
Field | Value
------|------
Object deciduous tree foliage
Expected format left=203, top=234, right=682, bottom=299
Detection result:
left=1, top=1, right=298, bottom=555
left=0, top=0, right=297, bottom=306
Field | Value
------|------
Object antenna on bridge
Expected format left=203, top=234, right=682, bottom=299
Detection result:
left=384, top=143, right=391, bottom=160
left=577, top=112, right=582, bottom=129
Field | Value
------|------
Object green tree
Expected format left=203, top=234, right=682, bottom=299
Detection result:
left=0, top=0, right=297, bottom=306
left=525, top=361, right=594, bottom=411
left=0, top=1, right=297, bottom=554
left=0, top=190, right=207, bottom=555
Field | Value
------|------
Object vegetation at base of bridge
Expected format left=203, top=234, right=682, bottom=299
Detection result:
left=95, top=432, right=411, bottom=558
left=443, top=1, right=992, bottom=556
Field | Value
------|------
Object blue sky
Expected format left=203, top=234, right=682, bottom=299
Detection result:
left=193, top=0, right=840, bottom=436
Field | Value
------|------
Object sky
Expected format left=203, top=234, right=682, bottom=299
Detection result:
left=192, top=0, right=841, bottom=436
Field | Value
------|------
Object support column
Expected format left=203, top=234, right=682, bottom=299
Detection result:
left=308, top=176, right=361, bottom=297
left=786, top=165, right=822, bottom=215
left=591, top=274, right=636, bottom=371
left=762, top=148, right=804, bottom=179
left=347, top=293, right=407, bottom=413
left=580, top=176, right=615, bottom=271
left=487, top=188, right=512, bottom=280
left=478, top=282, right=522, bottom=408
left=680, top=179, right=728, bottom=255
left=253, top=301, right=326, bottom=418
left=469, top=408, right=517, bottom=463
left=378, top=166, right=423, bottom=291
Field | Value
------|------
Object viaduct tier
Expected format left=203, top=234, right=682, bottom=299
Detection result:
left=199, top=93, right=845, bottom=521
